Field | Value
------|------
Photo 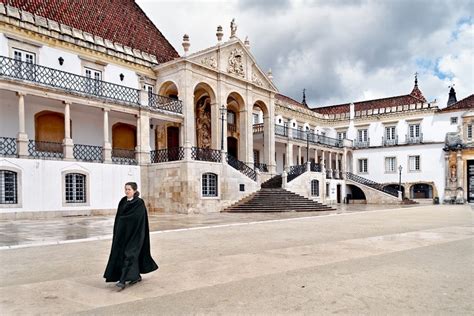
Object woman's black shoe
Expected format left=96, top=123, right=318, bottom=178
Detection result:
left=129, top=276, right=142, bottom=285
left=115, top=282, right=126, bottom=290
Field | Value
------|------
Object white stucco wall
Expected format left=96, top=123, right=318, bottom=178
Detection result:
left=0, top=158, right=140, bottom=214
left=0, top=33, right=8, bottom=57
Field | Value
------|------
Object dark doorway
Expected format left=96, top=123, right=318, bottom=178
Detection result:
left=227, top=137, right=238, bottom=159
left=468, top=160, right=474, bottom=203
left=167, top=126, right=180, bottom=161
left=411, top=183, right=433, bottom=199
left=336, top=184, right=341, bottom=203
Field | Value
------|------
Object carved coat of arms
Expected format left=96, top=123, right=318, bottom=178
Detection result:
left=227, top=48, right=245, bottom=77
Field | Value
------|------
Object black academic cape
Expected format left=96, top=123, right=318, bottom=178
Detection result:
left=104, top=196, right=158, bottom=283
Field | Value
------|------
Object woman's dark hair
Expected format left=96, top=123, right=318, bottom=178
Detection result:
left=125, top=182, right=140, bottom=198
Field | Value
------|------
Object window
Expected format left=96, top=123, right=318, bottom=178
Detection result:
left=358, top=129, right=368, bottom=142
left=337, top=131, right=346, bottom=140
left=326, top=183, right=330, bottom=197
left=65, top=173, right=86, bottom=203
left=252, top=113, right=259, bottom=124
left=311, top=180, right=319, bottom=196
left=450, top=117, right=458, bottom=125
left=358, top=159, right=368, bottom=173
left=0, top=170, right=18, bottom=204
left=468, top=124, right=472, bottom=139
left=144, top=84, right=154, bottom=98
left=409, top=124, right=420, bottom=138
left=202, top=173, right=218, bottom=197
left=385, top=157, right=396, bottom=173
left=227, top=111, right=236, bottom=125
left=84, top=67, right=102, bottom=95
left=13, top=48, right=35, bottom=80
left=385, top=126, right=396, bottom=140
left=409, top=155, right=420, bottom=171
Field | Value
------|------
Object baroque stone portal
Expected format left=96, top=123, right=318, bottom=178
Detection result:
left=196, top=96, right=212, bottom=148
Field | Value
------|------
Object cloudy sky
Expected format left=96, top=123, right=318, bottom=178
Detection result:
left=137, top=0, right=473, bottom=108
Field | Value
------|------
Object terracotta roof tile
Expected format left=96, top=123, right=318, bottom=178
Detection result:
left=1, top=0, right=179, bottom=63
left=439, top=94, right=474, bottom=112
left=275, top=93, right=308, bottom=109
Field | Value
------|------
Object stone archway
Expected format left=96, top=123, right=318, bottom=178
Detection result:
left=194, top=82, right=216, bottom=149
left=410, top=183, right=433, bottom=199
left=227, top=92, right=246, bottom=161
left=34, top=110, right=66, bottom=153
left=158, top=81, right=179, bottom=99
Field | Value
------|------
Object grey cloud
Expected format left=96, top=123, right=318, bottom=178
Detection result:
left=237, top=0, right=292, bottom=12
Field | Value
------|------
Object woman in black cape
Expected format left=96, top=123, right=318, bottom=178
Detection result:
left=104, top=182, right=158, bottom=289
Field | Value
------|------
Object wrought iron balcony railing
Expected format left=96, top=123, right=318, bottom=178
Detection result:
left=73, top=144, right=103, bottom=162
left=275, top=125, right=288, bottom=137
left=0, top=56, right=183, bottom=114
left=111, top=148, right=137, bottom=165
left=254, top=162, right=268, bottom=172
left=226, top=154, right=257, bottom=181
left=406, top=133, right=423, bottom=144
left=150, top=147, right=184, bottom=163
left=191, top=147, right=221, bottom=162
left=287, top=164, right=307, bottom=182
left=353, top=139, right=370, bottom=148
left=382, top=136, right=398, bottom=146
left=227, top=123, right=237, bottom=133
left=28, top=140, right=63, bottom=159
left=310, top=162, right=321, bottom=172
left=0, top=137, right=17, bottom=157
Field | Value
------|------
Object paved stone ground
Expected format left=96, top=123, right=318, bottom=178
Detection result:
left=0, top=204, right=472, bottom=315
left=0, top=204, right=415, bottom=248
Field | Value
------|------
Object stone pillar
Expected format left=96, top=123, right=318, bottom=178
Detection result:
left=136, top=110, right=151, bottom=164
left=328, top=151, right=332, bottom=173
left=238, top=109, right=251, bottom=164
left=342, top=148, right=347, bottom=176
left=445, top=153, right=450, bottom=187
left=456, top=150, right=462, bottom=188
left=211, top=102, right=219, bottom=150
left=267, top=94, right=276, bottom=174
left=182, top=67, right=196, bottom=146
left=282, top=170, right=287, bottom=189
left=63, top=101, right=74, bottom=160
left=184, top=141, right=192, bottom=161
left=102, top=108, right=112, bottom=163
left=16, top=92, right=29, bottom=157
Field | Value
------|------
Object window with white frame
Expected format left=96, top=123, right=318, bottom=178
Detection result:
left=409, top=155, right=420, bottom=171
left=144, top=84, right=154, bottom=97
left=84, top=67, right=102, bottom=95
left=385, top=126, right=396, bottom=140
left=13, top=48, right=35, bottom=64
left=358, top=129, right=368, bottom=142
left=202, top=173, right=218, bottom=197
left=337, top=131, right=346, bottom=140
left=311, top=180, right=319, bottom=196
left=385, top=157, right=396, bottom=173
left=358, top=158, right=368, bottom=173
left=253, top=113, right=259, bottom=124
left=468, top=124, right=472, bottom=139
left=409, top=124, right=420, bottom=138
left=0, top=170, right=18, bottom=204
left=13, top=48, right=35, bottom=80
left=450, top=117, right=458, bottom=125
left=65, top=173, right=86, bottom=203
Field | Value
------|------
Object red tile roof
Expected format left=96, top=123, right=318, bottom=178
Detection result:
left=439, top=94, right=474, bottom=112
left=275, top=93, right=308, bottom=109
left=1, top=0, right=179, bottom=63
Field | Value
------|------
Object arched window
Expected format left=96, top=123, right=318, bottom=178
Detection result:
left=0, top=170, right=17, bottom=204
left=311, top=179, right=319, bottom=196
left=65, top=173, right=86, bottom=203
left=202, top=173, right=218, bottom=197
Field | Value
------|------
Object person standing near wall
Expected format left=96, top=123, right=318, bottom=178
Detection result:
left=104, top=182, right=158, bottom=290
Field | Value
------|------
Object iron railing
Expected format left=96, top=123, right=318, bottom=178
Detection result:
left=0, top=56, right=183, bottom=114
left=150, top=147, right=184, bottom=163
left=275, top=125, right=288, bottom=137
left=353, top=139, right=370, bottom=148
left=226, top=154, right=257, bottom=181
left=111, top=148, right=137, bottom=165
left=326, top=169, right=332, bottom=179
left=287, top=164, right=307, bottom=182
left=191, top=147, right=221, bottom=162
left=73, top=144, right=103, bottom=162
left=254, top=162, right=268, bottom=172
left=310, top=162, right=321, bottom=172
left=227, top=123, right=237, bottom=133
left=383, top=136, right=398, bottom=146
left=317, top=135, right=343, bottom=147
left=0, top=137, right=17, bottom=157
left=346, top=172, right=398, bottom=197
left=28, top=140, right=63, bottom=159
left=148, top=93, right=183, bottom=114
left=253, top=123, right=264, bottom=134
left=406, top=133, right=423, bottom=144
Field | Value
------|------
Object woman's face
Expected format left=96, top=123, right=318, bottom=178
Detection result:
left=125, top=185, right=135, bottom=199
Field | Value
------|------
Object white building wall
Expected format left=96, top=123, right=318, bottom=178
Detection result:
left=39, top=45, right=82, bottom=74
left=0, top=33, right=8, bottom=56
left=0, top=158, right=140, bottom=215
left=352, top=143, right=445, bottom=199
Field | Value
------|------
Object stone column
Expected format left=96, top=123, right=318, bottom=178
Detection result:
left=342, top=148, right=348, bottom=177
left=456, top=150, right=462, bottom=188
left=136, top=110, right=151, bottom=164
left=182, top=66, right=196, bottom=146
left=63, top=101, right=74, bottom=160
left=445, top=153, right=450, bottom=187
left=102, top=108, right=112, bottom=163
left=238, top=108, right=251, bottom=164
left=286, top=142, right=293, bottom=170
left=16, top=92, right=29, bottom=157
left=211, top=102, right=219, bottom=150
left=267, top=94, right=276, bottom=174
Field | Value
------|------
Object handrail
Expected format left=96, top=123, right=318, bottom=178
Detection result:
left=150, top=147, right=184, bottom=163
left=226, top=154, right=257, bottom=181
left=287, top=163, right=306, bottom=182
left=346, top=172, right=399, bottom=197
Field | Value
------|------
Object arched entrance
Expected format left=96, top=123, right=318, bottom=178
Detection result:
left=158, top=81, right=179, bottom=99
left=34, top=110, right=65, bottom=152
left=194, top=83, right=216, bottom=149
left=410, top=183, right=433, bottom=199
left=227, top=92, right=246, bottom=161
left=346, top=184, right=366, bottom=203
left=112, top=123, right=136, bottom=158
left=252, top=100, right=270, bottom=172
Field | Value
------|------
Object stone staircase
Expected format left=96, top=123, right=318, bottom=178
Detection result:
left=261, top=174, right=282, bottom=188
left=223, top=188, right=334, bottom=213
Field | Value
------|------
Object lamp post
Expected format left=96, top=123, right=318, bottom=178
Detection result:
left=398, top=165, right=403, bottom=194
left=220, top=104, right=227, bottom=151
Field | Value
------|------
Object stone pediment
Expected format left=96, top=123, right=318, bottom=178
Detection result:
left=187, top=39, right=277, bottom=92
